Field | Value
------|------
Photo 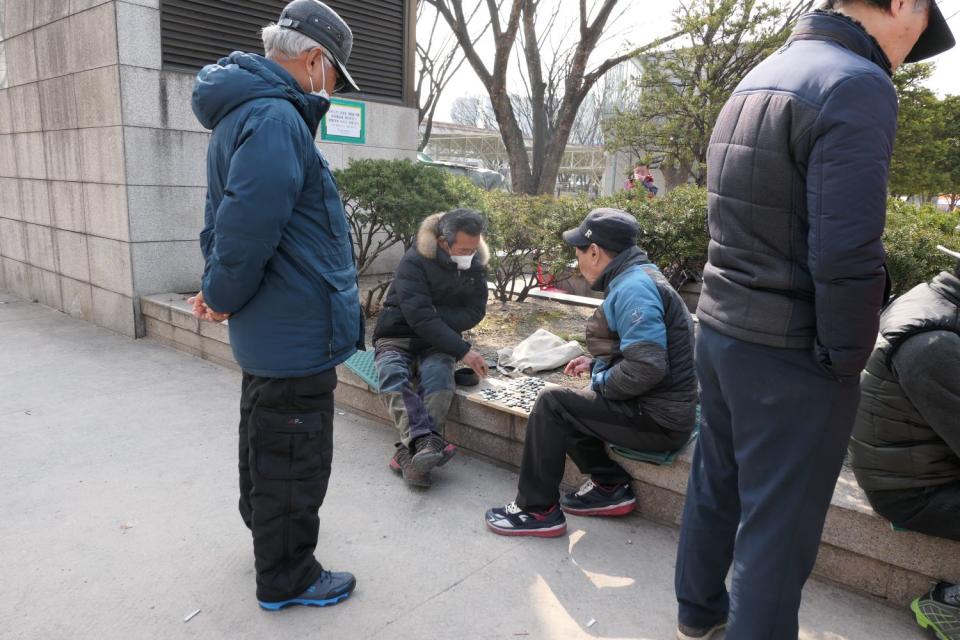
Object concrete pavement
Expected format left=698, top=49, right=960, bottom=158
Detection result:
left=0, top=292, right=928, bottom=639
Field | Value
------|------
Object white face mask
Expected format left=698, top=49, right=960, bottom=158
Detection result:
left=307, top=54, right=330, bottom=99
left=451, top=253, right=476, bottom=270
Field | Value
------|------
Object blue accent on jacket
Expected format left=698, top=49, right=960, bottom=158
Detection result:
left=192, top=52, right=361, bottom=378
left=591, top=263, right=666, bottom=391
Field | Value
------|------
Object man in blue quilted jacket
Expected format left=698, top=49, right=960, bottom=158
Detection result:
left=189, top=0, right=363, bottom=613
left=674, top=2, right=955, bottom=639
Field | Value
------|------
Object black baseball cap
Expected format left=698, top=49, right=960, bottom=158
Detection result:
left=905, top=0, right=955, bottom=63
left=562, top=208, right=639, bottom=253
left=278, top=0, right=361, bottom=93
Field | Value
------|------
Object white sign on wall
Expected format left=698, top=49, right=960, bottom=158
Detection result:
left=321, top=99, right=366, bottom=145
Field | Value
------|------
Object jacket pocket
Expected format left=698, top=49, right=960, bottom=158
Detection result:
left=252, top=406, right=330, bottom=480
left=316, top=151, right=349, bottom=238
left=319, top=265, right=361, bottom=356
left=199, top=227, right=214, bottom=259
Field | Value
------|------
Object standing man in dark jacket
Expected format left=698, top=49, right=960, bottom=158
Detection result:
left=674, top=2, right=955, bottom=639
left=850, top=245, right=960, bottom=639
left=374, top=209, right=490, bottom=487
left=189, top=0, right=364, bottom=612
left=485, top=209, right=697, bottom=537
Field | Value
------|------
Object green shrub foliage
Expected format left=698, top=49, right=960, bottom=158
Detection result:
left=337, top=162, right=957, bottom=310
left=884, top=198, right=959, bottom=295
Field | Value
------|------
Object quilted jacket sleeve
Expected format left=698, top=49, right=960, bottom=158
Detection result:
left=591, top=272, right=668, bottom=400
left=199, top=191, right=215, bottom=279
left=202, top=115, right=305, bottom=313
left=895, top=331, right=960, bottom=455
left=806, top=72, right=897, bottom=379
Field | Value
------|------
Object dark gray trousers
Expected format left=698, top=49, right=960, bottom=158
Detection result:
left=516, top=386, right=689, bottom=511
left=675, top=324, right=860, bottom=638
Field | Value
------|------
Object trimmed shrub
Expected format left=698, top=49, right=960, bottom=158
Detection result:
left=476, top=186, right=710, bottom=301
left=597, top=185, right=709, bottom=288
left=336, top=159, right=482, bottom=275
left=335, top=159, right=482, bottom=315
left=479, top=192, right=589, bottom=302
left=884, top=198, right=959, bottom=294
left=337, top=167, right=958, bottom=315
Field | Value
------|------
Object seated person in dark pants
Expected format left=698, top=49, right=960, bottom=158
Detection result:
left=374, top=208, right=490, bottom=487
left=486, top=208, right=698, bottom=537
left=850, top=245, right=960, bottom=639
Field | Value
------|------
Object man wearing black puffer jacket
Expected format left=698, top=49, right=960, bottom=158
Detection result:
left=374, top=209, right=490, bottom=487
left=850, top=245, right=960, bottom=640
left=674, top=1, right=955, bottom=639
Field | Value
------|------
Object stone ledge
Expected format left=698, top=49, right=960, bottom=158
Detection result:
left=335, top=366, right=960, bottom=605
left=138, top=293, right=960, bottom=606
left=140, top=293, right=237, bottom=369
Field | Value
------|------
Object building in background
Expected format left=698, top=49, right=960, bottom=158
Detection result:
left=0, top=0, right=417, bottom=337
left=422, top=121, right=608, bottom=197
left=600, top=57, right=668, bottom=197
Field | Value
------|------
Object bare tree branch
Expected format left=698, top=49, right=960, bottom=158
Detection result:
left=417, top=0, right=496, bottom=149
left=583, top=29, right=686, bottom=91
left=427, top=0, right=695, bottom=194
left=604, top=0, right=808, bottom=187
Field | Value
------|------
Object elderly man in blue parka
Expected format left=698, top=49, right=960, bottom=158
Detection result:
left=189, top=0, right=364, bottom=613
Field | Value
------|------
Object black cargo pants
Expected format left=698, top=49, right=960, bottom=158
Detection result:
left=238, top=369, right=336, bottom=603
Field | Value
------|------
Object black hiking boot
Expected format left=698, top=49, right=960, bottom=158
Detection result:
left=389, top=443, right=432, bottom=488
left=411, top=433, right=456, bottom=473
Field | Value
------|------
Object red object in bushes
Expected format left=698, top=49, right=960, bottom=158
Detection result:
left=537, top=264, right=558, bottom=291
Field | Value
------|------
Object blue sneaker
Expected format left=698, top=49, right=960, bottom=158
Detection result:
left=258, top=570, right=356, bottom=611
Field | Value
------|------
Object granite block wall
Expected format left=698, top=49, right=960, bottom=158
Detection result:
left=1, top=0, right=417, bottom=336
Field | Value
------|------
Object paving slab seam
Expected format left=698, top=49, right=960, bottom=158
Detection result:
left=358, top=539, right=527, bottom=640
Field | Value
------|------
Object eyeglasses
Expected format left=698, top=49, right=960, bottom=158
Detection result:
left=317, top=50, right=341, bottom=80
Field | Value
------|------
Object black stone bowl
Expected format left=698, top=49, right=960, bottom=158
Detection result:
left=454, top=367, right=481, bottom=387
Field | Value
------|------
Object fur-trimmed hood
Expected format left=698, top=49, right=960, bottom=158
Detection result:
left=415, top=212, right=490, bottom=266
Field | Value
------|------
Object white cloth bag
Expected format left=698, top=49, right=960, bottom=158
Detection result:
left=496, top=328, right=584, bottom=375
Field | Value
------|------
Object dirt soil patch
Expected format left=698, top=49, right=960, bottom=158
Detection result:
left=361, top=276, right=592, bottom=389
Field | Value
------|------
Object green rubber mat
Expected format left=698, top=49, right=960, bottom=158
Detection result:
left=610, top=406, right=701, bottom=466
left=611, top=428, right=699, bottom=466
left=344, top=350, right=379, bottom=391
